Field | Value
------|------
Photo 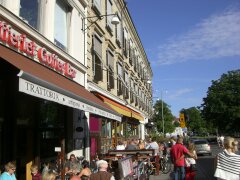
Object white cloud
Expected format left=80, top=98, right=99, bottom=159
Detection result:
left=168, top=88, right=193, bottom=99
left=155, top=7, right=240, bottom=65
left=155, top=78, right=210, bottom=83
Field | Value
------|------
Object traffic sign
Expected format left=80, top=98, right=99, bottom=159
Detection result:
left=179, top=113, right=186, bottom=128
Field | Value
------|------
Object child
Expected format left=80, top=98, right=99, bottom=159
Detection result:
left=31, top=164, right=42, bottom=180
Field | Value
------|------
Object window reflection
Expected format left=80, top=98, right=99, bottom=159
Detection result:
left=54, top=0, right=70, bottom=51
left=20, top=0, right=39, bottom=29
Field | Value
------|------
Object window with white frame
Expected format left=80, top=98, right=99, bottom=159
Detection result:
left=135, top=84, right=138, bottom=106
left=117, top=63, right=123, bottom=95
left=54, top=0, right=71, bottom=51
left=20, top=0, right=39, bottom=29
left=129, top=39, right=133, bottom=65
left=106, top=0, right=113, bottom=31
left=124, top=71, right=129, bottom=99
left=93, top=35, right=103, bottom=82
left=133, top=49, right=137, bottom=71
left=123, top=28, right=128, bottom=57
left=116, top=14, right=122, bottom=46
left=130, top=78, right=134, bottom=103
left=107, top=50, right=114, bottom=89
left=93, top=0, right=101, bottom=14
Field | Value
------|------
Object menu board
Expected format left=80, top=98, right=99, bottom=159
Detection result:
left=118, top=156, right=134, bottom=178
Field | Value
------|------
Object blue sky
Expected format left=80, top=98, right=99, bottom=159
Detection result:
left=127, top=0, right=240, bottom=117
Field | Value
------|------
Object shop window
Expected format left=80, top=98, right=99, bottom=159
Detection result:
left=101, top=120, right=112, bottom=154
left=20, top=0, right=39, bottom=29
left=93, top=35, right=103, bottom=82
left=101, top=119, right=107, bottom=136
left=54, top=0, right=71, bottom=51
left=39, top=101, right=65, bottom=157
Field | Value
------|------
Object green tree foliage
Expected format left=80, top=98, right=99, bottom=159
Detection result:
left=152, top=100, right=175, bottom=134
left=181, top=107, right=208, bottom=134
left=201, top=70, right=240, bottom=133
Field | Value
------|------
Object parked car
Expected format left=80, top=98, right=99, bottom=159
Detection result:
left=193, top=139, right=212, bottom=156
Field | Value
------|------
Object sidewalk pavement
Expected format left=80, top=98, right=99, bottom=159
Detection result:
left=149, top=173, right=172, bottom=180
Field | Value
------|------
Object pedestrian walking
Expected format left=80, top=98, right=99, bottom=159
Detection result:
left=170, top=137, right=195, bottom=180
left=219, top=135, right=224, bottom=148
left=90, top=160, right=115, bottom=180
left=214, top=137, right=240, bottom=180
left=0, top=161, right=17, bottom=180
left=185, top=142, right=197, bottom=180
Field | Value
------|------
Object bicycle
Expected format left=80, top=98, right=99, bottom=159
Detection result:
left=160, top=154, right=172, bottom=174
left=136, top=156, right=154, bottom=180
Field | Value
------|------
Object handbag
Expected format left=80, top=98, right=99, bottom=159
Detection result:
left=190, top=164, right=197, bottom=171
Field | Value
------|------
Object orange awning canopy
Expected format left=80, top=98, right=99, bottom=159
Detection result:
left=96, top=94, right=132, bottom=117
left=131, top=111, right=144, bottom=121
left=95, top=94, right=144, bottom=121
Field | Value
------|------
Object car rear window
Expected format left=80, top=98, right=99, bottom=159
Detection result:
left=194, top=140, right=208, bottom=144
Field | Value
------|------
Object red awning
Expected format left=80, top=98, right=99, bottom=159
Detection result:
left=0, top=44, right=121, bottom=121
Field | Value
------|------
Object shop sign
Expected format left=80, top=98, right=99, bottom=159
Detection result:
left=19, top=78, right=121, bottom=121
left=0, top=21, right=76, bottom=79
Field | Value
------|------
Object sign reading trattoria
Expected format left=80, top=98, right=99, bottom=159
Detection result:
left=19, top=78, right=122, bottom=122
left=0, top=21, right=77, bottom=79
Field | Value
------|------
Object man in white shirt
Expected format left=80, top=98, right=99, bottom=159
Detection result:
left=146, top=137, right=159, bottom=156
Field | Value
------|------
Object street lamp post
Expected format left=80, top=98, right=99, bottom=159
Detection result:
left=161, top=91, right=164, bottom=136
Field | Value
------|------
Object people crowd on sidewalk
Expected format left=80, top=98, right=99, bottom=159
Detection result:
left=1, top=134, right=238, bottom=180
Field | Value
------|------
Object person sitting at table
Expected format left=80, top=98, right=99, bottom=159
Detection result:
left=115, top=140, right=125, bottom=157
left=126, top=136, right=139, bottom=150
left=78, top=160, right=91, bottom=180
left=65, top=154, right=81, bottom=176
left=146, top=137, right=159, bottom=156
left=139, top=139, right=145, bottom=149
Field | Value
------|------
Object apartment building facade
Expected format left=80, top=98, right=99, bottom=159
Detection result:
left=0, top=0, right=124, bottom=179
left=85, top=0, right=153, bottom=159
left=0, top=0, right=152, bottom=179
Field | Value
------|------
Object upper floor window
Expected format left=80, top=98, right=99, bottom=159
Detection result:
left=54, top=0, right=71, bottom=51
left=107, top=50, right=114, bottom=89
left=115, top=14, right=122, bottom=47
left=129, top=40, right=133, bottom=65
left=93, top=35, right=103, bottom=82
left=123, top=28, right=128, bottom=57
left=106, top=0, right=113, bottom=31
left=117, top=63, right=123, bottom=95
left=93, top=0, right=101, bottom=15
left=124, top=71, right=129, bottom=99
left=20, top=0, right=39, bottom=29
